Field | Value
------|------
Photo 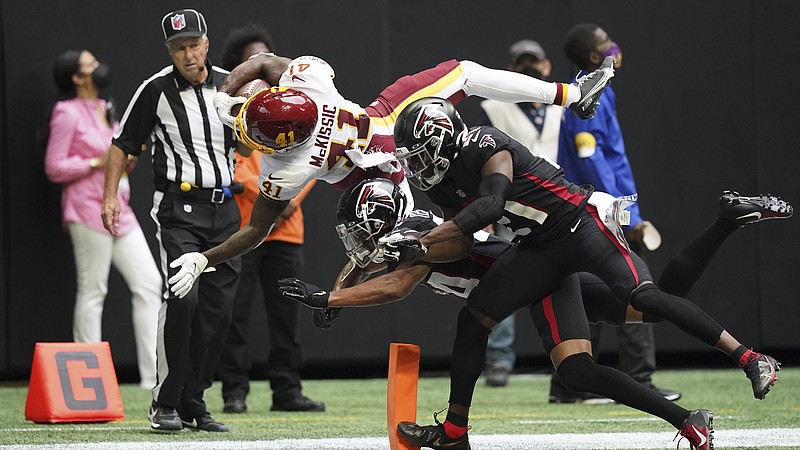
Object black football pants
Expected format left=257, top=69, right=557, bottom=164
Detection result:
left=151, top=191, right=241, bottom=418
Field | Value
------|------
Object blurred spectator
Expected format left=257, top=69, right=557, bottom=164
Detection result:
left=216, top=23, right=325, bottom=414
left=44, top=49, right=161, bottom=389
left=554, top=23, right=680, bottom=403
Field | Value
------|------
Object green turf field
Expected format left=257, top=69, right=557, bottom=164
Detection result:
left=1, top=367, right=798, bottom=449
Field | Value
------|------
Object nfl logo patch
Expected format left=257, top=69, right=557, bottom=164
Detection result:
left=171, top=14, right=186, bottom=31
left=184, top=204, right=192, bottom=213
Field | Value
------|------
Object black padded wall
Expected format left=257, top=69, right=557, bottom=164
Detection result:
left=1, top=0, right=798, bottom=378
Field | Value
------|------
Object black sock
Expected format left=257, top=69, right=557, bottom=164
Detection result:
left=447, top=307, right=491, bottom=408
left=658, top=219, right=738, bottom=296
left=557, top=353, right=689, bottom=429
left=630, top=285, right=724, bottom=346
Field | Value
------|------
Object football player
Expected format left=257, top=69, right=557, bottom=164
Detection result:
left=377, top=97, right=789, bottom=450
left=166, top=53, right=616, bottom=299
left=280, top=177, right=792, bottom=450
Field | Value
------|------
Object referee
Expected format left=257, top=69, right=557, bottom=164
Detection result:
left=102, top=8, right=240, bottom=432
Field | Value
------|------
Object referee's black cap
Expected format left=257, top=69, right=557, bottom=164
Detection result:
left=161, top=9, right=207, bottom=44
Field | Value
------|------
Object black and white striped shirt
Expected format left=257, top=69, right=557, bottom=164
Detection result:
left=113, top=62, right=235, bottom=189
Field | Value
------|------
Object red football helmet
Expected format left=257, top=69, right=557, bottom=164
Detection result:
left=234, top=87, right=318, bottom=154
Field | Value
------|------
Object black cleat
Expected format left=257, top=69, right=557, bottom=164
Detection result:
left=675, top=409, right=714, bottom=450
left=180, top=413, right=229, bottom=432
left=271, top=394, right=326, bottom=412
left=397, top=412, right=470, bottom=450
left=719, top=191, right=793, bottom=225
left=223, top=396, right=247, bottom=414
left=484, top=364, right=510, bottom=387
left=148, top=401, right=183, bottom=431
left=568, top=56, right=615, bottom=119
left=740, top=351, right=781, bottom=399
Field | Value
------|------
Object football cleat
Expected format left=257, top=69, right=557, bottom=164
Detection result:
left=568, top=56, right=616, bottom=119
left=675, top=409, right=714, bottom=450
left=397, top=412, right=470, bottom=450
left=719, top=191, right=793, bottom=225
left=148, top=401, right=183, bottom=431
left=740, top=351, right=781, bottom=400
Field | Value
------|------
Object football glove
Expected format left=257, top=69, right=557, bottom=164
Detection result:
left=313, top=307, right=342, bottom=329
left=168, top=252, right=216, bottom=299
left=378, top=230, right=428, bottom=263
left=278, top=278, right=330, bottom=309
left=213, top=91, right=247, bottom=128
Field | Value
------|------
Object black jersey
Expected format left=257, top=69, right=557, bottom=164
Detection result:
left=391, top=209, right=511, bottom=299
left=426, top=126, right=592, bottom=242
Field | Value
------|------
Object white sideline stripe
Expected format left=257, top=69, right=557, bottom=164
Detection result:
left=1, top=428, right=799, bottom=449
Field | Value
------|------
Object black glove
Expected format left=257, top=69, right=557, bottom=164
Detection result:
left=379, top=230, right=428, bottom=263
left=278, top=278, right=329, bottom=309
left=313, top=307, right=342, bottom=329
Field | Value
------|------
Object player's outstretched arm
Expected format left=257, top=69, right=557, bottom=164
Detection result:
left=279, top=262, right=432, bottom=309
left=329, top=263, right=432, bottom=307
left=167, top=195, right=288, bottom=298
left=219, top=53, right=292, bottom=95
left=206, top=195, right=288, bottom=265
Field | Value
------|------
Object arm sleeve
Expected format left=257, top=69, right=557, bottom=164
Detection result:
left=450, top=172, right=511, bottom=235
left=43, top=104, right=93, bottom=184
left=459, top=60, right=557, bottom=105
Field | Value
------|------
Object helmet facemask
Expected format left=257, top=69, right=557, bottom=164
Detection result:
left=335, top=179, right=407, bottom=267
left=335, top=219, right=384, bottom=268
left=394, top=99, right=462, bottom=191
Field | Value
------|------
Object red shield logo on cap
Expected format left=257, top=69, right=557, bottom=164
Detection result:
left=171, top=14, right=186, bottom=31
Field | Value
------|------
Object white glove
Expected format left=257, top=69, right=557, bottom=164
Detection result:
left=213, top=91, right=247, bottom=128
left=168, top=252, right=216, bottom=299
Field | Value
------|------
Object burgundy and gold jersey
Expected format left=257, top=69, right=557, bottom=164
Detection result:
left=258, top=56, right=470, bottom=201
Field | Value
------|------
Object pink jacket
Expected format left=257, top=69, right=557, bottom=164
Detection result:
left=44, top=98, right=138, bottom=235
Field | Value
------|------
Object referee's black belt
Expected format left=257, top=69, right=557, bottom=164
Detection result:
left=158, top=181, right=234, bottom=204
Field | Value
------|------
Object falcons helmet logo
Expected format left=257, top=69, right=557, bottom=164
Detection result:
left=356, top=182, right=396, bottom=224
left=412, top=105, right=454, bottom=139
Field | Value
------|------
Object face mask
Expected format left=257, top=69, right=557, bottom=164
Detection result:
left=522, top=66, right=544, bottom=80
left=602, top=42, right=622, bottom=63
left=91, top=63, right=112, bottom=89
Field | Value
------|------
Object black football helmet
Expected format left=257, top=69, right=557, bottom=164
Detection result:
left=393, top=97, right=465, bottom=191
left=336, top=178, right=408, bottom=267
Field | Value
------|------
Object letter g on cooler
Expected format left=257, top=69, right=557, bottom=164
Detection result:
left=55, top=351, right=107, bottom=410
left=25, top=342, right=124, bottom=423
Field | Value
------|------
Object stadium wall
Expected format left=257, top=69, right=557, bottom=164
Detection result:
left=1, top=0, right=798, bottom=379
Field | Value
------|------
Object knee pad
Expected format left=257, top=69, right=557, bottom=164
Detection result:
left=555, top=352, right=595, bottom=393
left=628, top=282, right=659, bottom=311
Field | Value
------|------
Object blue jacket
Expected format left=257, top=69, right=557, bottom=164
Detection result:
left=557, top=82, right=642, bottom=227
